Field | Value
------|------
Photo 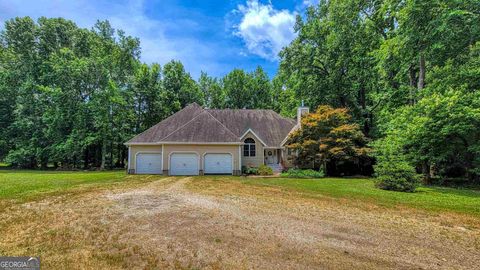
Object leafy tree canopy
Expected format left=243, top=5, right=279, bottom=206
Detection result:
left=287, top=105, right=371, bottom=175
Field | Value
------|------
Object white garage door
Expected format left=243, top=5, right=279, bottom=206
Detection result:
left=204, top=153, right=233, bottom=175
left=170, top=153, right=199, bottom=176
left=136, top=153, right=162, bottom=174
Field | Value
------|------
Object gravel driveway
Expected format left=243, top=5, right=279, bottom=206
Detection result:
left=1, top=177, right=479, bottom=269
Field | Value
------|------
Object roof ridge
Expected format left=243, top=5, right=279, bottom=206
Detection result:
left=207, top=108, right=295, bottom=122
left=206, top=108, right=273, bottom=111
left=157, top=110, right=207, bottom=142
left=160, top=111, right=240, bottom=142
left=204, top=110, right=240, bottom=139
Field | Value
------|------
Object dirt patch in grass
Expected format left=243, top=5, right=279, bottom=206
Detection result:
left=0, top=176, right=479, bottom=269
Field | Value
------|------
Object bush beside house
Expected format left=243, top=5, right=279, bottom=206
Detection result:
left=242, top=165, right=273, bottom=176
left=258, top=165, right=273, bottom=176
left=281, top=169, right=324, bottom=178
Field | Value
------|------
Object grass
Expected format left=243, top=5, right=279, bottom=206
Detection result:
left=240, top=177, right=480, bottom=217
left=0, top=170, right=161, bottom=203
left=0, top=170, right=479, bottom=217
left=0, top=172, right=478, bottom=269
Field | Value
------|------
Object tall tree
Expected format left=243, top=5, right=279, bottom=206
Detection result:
left=223, top=69, right=251, bottom=109
left=131, top=63, right=163, bottom=132
left=198, top=72, right=225, bottom=109
left=278, top=0, right=382, bottom=136
left=163, top=60, right=204, bottom=110
left=249, top=66, right=273, bottom=109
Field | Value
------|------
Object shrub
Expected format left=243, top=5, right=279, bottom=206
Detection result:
left=242, top=166, right=258, bottom=175
left=281, top=168, right=325, bottom=178
left=257, top=165, right=273, bottom=176
left=374, top=161, right=420, bottom=192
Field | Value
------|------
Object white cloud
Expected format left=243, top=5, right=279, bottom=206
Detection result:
left=234, top=0, right=297, bottom=60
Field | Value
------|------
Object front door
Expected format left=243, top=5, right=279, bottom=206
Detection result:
left=265, top=150, right=276, bottom=164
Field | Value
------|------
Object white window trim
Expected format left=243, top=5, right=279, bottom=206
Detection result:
left=239, top=128, right=267, bottom=146
left=243, top=138, right=257, bottom=157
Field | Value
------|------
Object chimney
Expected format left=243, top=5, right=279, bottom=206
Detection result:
left=297, top=100, right=309, bottom=126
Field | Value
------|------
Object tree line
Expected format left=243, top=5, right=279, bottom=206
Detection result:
left=0, top=17, right=278, bottom=169
left=278, top=0, right=479, bottom=185
left=1, top=0, right=479, bottom=185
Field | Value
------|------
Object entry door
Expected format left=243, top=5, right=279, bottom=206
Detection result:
left=266, top=150, right=276, bottom=164
left=170, top=153, right=199, bottom=175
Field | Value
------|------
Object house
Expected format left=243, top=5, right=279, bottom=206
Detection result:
left=125, top=103, right=309, bottom=175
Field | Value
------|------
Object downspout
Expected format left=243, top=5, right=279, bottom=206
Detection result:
left=127, top=146, right=131, bottom=173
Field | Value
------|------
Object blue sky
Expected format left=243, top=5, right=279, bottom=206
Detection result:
left=0, top=0, right=318, bottom=78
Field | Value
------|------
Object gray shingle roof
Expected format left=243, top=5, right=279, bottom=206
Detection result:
left=206, top=109, right=296, bottom=147
left=126, top=103, right=296, bottom=146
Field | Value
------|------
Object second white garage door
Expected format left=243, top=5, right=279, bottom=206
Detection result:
left=204, top=153, right=233, bottom=175
left=170, top=153, right=199, bottom=175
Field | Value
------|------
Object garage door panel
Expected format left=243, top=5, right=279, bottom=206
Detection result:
left=170, top=153, right=199, bottom=176
left=136, top=153, right=162, bottom=174
left=204, top=153, right=232, bottom=175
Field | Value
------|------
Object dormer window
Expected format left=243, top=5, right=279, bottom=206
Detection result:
left=243, top=138, right=256, bottom=157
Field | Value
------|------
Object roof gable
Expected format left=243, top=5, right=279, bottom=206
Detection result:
left=160, top=111, right=240, bottom=143
left=206, top=109, right=296, bottom=147
left=127, top=103, right=203, bottom=143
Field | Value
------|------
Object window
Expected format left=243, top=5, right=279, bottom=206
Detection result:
left=243, top=138, right=256, bottom=157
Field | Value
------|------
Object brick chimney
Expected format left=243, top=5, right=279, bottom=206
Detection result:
left=297, top=100, right=309, bottom=126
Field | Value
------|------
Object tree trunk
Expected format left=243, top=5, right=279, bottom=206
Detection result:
left=115, top=144, right=121, bottom=168
left=100, top=139, right=107, bottom=170
left=110, top=141, right=113, bottom=169
left=83, top=148, right=89, bottom=169
left=409, top=65, right=417, bottom=104
left=422, top=161, right=431, bottom=183
left=359, top=86, right=370, bottom=136
left=40, top=161, right=48, bottom=170
left=417, top=54, right=425, bottom=90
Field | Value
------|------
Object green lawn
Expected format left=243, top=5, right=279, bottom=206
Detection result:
left=0, top=170, right=160, bottom=202
left=1, top=170, right=479, bottom=217
left=240, top=177, right=480, bottom=217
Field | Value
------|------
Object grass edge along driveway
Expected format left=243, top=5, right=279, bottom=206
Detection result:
left=234, top=177, right=480, bottom=217
left=0, top=170, right=479, bottom=217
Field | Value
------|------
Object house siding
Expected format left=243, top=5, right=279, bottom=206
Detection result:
left=241, top=131, right=265, bottom=168
left=128, top=144, right=241, bottom=175
left=162, top=144, right=241, bottom=175
left=128, top=145, right=163, bottom=174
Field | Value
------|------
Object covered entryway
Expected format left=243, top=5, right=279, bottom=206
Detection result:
left=265, top=149, right=279, bottom=164
left=136, top=153, right=162, bottom=174
left=170, top=153, right=199, bottom=175
left=204, top=153, right=233, bottom=175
